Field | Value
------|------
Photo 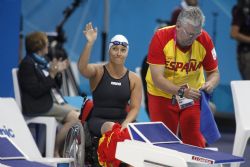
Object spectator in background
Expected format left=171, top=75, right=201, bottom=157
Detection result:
left=146, top=7, right=220, bottom=148
left=18, top=31, right=80, bottom=157
left=231, top=0, right=250, bottom=80
left=169, top=0, right=199, bottom=25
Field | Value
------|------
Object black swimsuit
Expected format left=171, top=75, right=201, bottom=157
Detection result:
left=88, top=65, right=131, bottom=137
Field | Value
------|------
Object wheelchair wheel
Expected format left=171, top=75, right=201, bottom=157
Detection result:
left=63, top=122, right=85, bottom=167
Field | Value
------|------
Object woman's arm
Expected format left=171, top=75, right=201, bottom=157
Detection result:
left=121, top=72, right=143, bottom=129
left=231, top=25, right=250, bottom=43
left=78, top=22, right=98, bottom=79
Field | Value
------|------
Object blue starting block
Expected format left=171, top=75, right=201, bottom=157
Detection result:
left=116, top=122, right=244, bottom=167
left=0, top=136, right=52, bottom=167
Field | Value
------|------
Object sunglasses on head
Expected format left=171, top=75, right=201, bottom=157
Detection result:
left=110, top=41, right=128, bottom=47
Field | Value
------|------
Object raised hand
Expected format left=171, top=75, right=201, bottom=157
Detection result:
left=83, top=22, right=97, bottom=44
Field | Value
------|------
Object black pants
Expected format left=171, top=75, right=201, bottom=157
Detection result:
left=237, top=51, right=250, bottom=80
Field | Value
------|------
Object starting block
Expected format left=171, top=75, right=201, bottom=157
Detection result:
left=0, top=136, right=52, bottom=167
left=0, top=136, right=74, bottom=167
left=0, top=98, right=74, bottom=167
left=116, top=122, right=244, bottom=167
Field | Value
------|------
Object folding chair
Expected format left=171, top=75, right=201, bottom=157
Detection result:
left=231, top=81, right=250, bottom=167
left=12, top=68, right=59, bottom=157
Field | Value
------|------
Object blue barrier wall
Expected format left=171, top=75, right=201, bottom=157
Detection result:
left=0, top=0, right=21, bottom=97
left=1, top=0, right=239, bottom=112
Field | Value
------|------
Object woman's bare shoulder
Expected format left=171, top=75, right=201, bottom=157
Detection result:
left=129, top=70, right=141, bottom=83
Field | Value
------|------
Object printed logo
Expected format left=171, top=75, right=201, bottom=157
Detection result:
left=166, top=59, right=202, bottom=72
left=111, top=81, right=121, bottom=86
left=192, top=156, right=213, bottom=164
left=0, top=125, right=15, bottom=138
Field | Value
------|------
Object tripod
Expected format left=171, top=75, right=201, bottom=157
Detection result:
left=47, top=0, right=86, bottom=97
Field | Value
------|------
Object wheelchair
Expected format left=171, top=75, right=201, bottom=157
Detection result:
left=63, top=97, right=129, bottom=167
left=63, top=122, right=101, bottom=167
left=63, top=97, right=101, bottom=167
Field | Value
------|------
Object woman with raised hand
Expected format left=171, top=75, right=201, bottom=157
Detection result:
left=78, top=22, right=142, bottom=137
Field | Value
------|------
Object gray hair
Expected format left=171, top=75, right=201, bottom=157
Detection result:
left=177, top=7, right=205, bottom=28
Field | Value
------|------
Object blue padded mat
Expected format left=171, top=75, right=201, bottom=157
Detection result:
left=133, top=123, right=180, bottom=143
left=129, top=125, right=146, bottom=142
left=155, top=143, right=244, bottom=164
left=0, top=159, right=52, bottom=167
left=0, top=137, right=24, bottom=159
